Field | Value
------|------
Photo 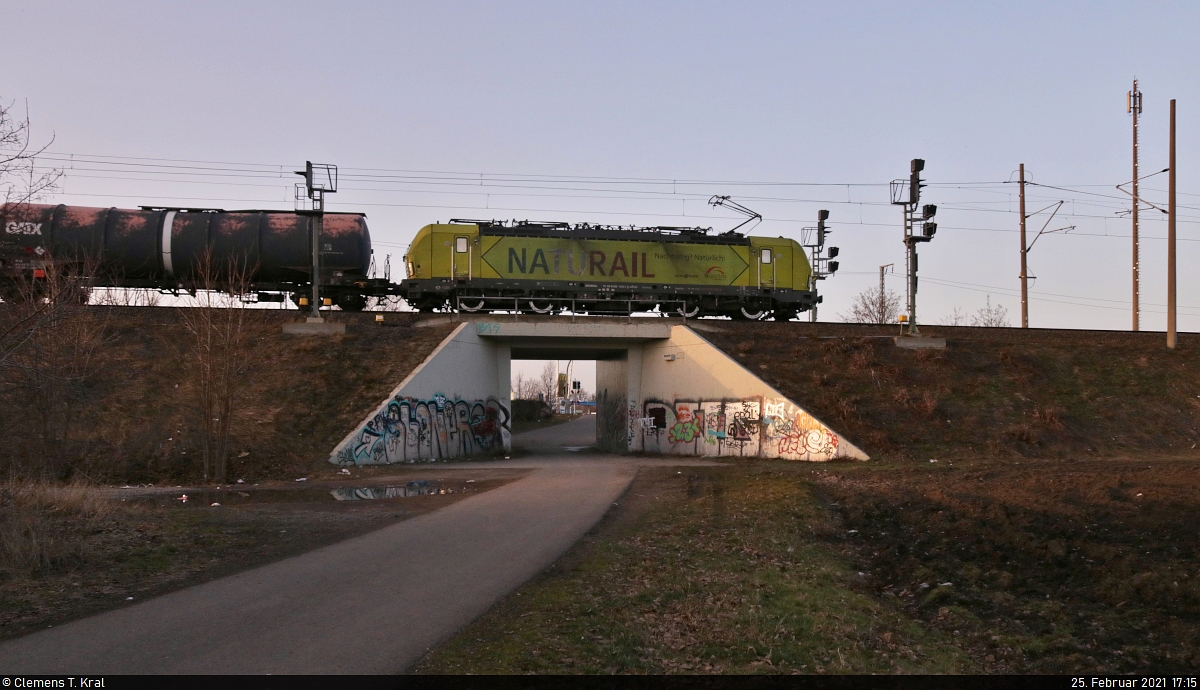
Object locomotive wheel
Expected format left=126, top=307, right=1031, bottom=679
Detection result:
left=675, top=303, right=700, bottom=318
left=459, top=298, right=487, bottom=312
left=740, top=307, right=765, bottom=321
left=527, top=300, right=555, bottom=314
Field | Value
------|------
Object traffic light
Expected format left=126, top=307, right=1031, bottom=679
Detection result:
left=828, top=261, right=839, bottom=273
left=909, top=159, right=925, bottom=205
left=923, top=222, right=937, bottom=238
left=922, top=204, right=937, bottom=219
left=817, top=209, right=829, bottom=246
left=828, top=247, right=839, bottom=258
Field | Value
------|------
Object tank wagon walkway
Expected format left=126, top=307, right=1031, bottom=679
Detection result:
left=0, top=419, right=656, bottom=674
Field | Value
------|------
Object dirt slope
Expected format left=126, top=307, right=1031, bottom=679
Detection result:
left=701, top=322, right=1200, bottom=461
left=0, top=308, right=454, bottom=483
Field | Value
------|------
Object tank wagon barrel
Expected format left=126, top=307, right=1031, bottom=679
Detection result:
left=0, top=203, right=396, bottom=310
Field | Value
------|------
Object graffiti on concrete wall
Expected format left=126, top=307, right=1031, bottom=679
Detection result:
left=335, top=394, right=509, bottom=465
left=595, top=389, right=628, bottom=453
left=639, top=397, right=841, bottom=460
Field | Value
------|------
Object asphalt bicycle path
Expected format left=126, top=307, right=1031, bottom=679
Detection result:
left=0, top=415, right=682, bottom=674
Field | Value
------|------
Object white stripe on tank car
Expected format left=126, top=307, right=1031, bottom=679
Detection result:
left=161, top=210, right=175, bottom=278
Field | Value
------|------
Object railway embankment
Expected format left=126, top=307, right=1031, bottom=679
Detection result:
left=701, top=321, right=1200, bottom=462
left=0, top=307, right=454, bottom=483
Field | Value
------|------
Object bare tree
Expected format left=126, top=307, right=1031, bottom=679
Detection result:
left=840, top=286, right=902, bottom=324
left=0, top=254, right=106, bottom=479
left=176, top=252, right=257, bottom=482
left=538, top=362, right=556, bottom=402
left=939, top=307, right=968, bottom=326
left=971, top=295, right=1011, bottom=328
left=0, top=97, right=61, bottom=207
left=511, top=372, right=540, bottom=400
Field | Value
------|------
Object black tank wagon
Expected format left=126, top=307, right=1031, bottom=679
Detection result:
left=0, top=203, right=391, bottom=310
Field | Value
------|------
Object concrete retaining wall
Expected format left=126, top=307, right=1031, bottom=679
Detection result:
left=330, top=323, right=512, bottom=465
left=602, top=326, right=868, bottom=461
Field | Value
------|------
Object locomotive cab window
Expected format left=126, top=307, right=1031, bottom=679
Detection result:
left=760, top=248, right=772, bottom=264
left=455, top=237, right=468, bottom=253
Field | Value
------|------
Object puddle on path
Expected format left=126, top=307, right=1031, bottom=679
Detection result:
left=125, top=478, right=478, bottom=508
left=330, top=480, right=444, bottom=501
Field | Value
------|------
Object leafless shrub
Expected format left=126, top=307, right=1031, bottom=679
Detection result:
left=0, top=254, right=107, bottom=479
left=840, top=286, right=901, bottom=324
left=176, top=251, right=258, bottom=482
left=971, top=295, right=1012, bottom=328
left=939, top=308, right=968, bottom=326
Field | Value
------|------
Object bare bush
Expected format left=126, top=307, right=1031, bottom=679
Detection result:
left=0, top=256, right=107, bottom=479
left=971, top=296, right=1012, bottom=328
left=177, top=252, right=257, bottom=482
left=841, top=286, right=902, bottom=324
left=939, top=308, right=968, bottom=326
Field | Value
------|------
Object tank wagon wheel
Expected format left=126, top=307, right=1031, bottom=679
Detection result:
left=527, top=299, right=556, bottom=314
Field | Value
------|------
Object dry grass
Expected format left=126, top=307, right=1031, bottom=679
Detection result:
left=415, top=465, right=972, bottom=674
left=0, top=481, right=118, bottom=575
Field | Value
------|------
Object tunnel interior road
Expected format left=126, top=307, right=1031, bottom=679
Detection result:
left=511, top=413, right=598, bottom=454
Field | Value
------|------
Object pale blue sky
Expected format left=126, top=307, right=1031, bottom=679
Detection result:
left=5, top=1, right=1198, bottom=353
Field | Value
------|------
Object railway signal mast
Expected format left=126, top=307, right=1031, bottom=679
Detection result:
left=294, top=161, right=338, bottom=321
left=802, top=210, right=840, bottom=322
left=891, top=159, right=937, bottom=334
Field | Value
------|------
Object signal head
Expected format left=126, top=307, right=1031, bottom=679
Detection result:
left=817, top=209, right=830, bottom=221
left=922, top=204, right=937, bottom=219
left=923, top=222, right=937, bottom=238
left=828, top=261, right=840, bottom=273
left=827, top=247, right=839, bottom=258
left=911, top=159, right=925, bottom=174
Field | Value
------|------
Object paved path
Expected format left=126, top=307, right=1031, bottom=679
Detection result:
left=0, top=419, right=641, bottom=674
left=512, top=413, right=598, bottom=451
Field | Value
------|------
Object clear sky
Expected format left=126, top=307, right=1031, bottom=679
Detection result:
left=4, top=0, right=1198, bottom=351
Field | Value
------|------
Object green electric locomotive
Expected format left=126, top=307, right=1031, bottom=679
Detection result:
left=400, top=220, right=823, bottom=320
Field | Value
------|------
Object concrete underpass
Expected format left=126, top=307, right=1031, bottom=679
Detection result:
left=331, top=316, right=867, bottom=464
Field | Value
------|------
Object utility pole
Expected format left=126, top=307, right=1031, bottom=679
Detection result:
left=891, top=160, right=937, bottom=334
left=1129, top=80, right=1143, bottom=331
left=294, top=161, right=338, bottom=322
left=879, top=264, right=893, bottom=297
left=1019, top=164, right=1029, bottom=328
left=1168, top=98, right=1177, bottom=349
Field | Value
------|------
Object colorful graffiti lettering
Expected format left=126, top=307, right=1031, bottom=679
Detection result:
left=668, top=417, right=702, bottom=443
left=638, top=397, right=843, bottom=461
left=335, top=394, right=510, bottom=465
